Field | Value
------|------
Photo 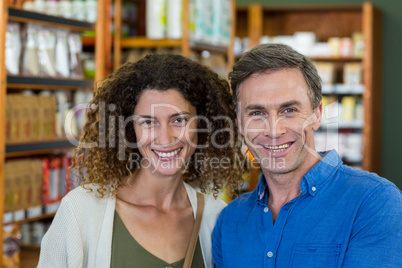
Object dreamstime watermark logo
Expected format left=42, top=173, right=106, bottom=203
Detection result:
left=64, top=101, right=343, bottom=167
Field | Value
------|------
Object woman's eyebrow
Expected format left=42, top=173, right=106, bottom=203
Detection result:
left=169, top=111, right=193, bottom=118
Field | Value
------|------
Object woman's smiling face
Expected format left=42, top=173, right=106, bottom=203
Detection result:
left=133, top=89, right=198, bottom=177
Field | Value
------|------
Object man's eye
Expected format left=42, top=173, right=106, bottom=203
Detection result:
left=250, top=111, right=263, bottom=116
left=284, top=108, right=296, bottom=113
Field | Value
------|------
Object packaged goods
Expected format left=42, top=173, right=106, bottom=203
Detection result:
left=31, top=222, right=45, bottom=246
left=31, top=160, right=44, bottom=207
left=32, top=95, right=42, bottom=140
left=45, top=0, right=59, bottom=16
left=68, top=33, right=84, bottom=78
left=328, top=37, right=341, bottom=58
left=38, top=27, right=57, bottom=77
left=2, top=224, right=20, bottom=268
left=313, top=62, right=336, bottom=85
left=55, top=30, right=70, bottom=78
left=22, top=24, right=40, bottom=76
left=85, top=0, right=98, bottom=23
left=5, top=96, right=12, bottom=143
left=5, top=23, right=21, bottom=75
left=352, top=32, right=364, bottom=58
left=6, top=161, right=23, bottom=211
left=220, top=0, right=231, bottom=46
left=343, top=63, right=363, bottom=85
left=203, top=0, right=213, bottom=43
left=166, top=0, right=182, bottom=39
left=341, top=96, right=356, bottom=121
left=82, top=52, right=95, bottom=79
left=71, top=0, right=85, bottom=21
left=39, top=93, right=57, bottom=140
left=33, top=0, right=46, bottom=13
left=294, top=32, right=316, bottom=56
left=60, top=155, right=70, bottom=197
left=340, top=37, right=353, bottom=58
left=22, top=91, right=41, bottom=141
left=20, top=223, right=31, bottom=245
left=58, top=0, right=73, bottom=18
left=73, top=90, right=93, bottom=136
left=4, top=163, right=14, bottom=212
left=146, top=0, right=166, bottom=39
left=189, top=0, right=204, bottom=42
left=18, top=95, right=32, bottom=142
left=55, top=91, right=69, bottom=138
left=8, top=95, right=22, bottom=142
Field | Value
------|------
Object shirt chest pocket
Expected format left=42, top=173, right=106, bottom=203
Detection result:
left=289, top=243, right=341, bottom=268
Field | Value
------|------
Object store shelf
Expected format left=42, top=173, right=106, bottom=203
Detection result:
left=5, top=212, right=56, bottom=225
left=322, top=84, right=365, bottom=95
left=5, top=140, right=75, bottom=158
left=3, top=203, right=60, bottom=225
left=320, top=120, right=364, bottom=130
left=310, top=56, right=362, bottom=62
left=189, top=42, right=228, bottom=54
left=8, top=7, right=94, bottom=31
left=7, top=76, right=93, bottom=90
left=120, top=37, right=182, bottom=48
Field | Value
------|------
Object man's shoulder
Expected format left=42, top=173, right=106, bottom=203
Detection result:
left=332, top=164, right=401, bottom=201
left=336, top=164, right=397, bottom=189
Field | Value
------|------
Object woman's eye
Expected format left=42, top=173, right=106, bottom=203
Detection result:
left=173, top=117, right=187, bottom=125
left=140, top=120, right=154, bottom=127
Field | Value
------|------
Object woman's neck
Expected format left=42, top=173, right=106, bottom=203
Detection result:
left=117, top=168, right=188, bottom=212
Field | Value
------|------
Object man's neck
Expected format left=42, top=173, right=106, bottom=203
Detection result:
left=263, top=151, right=321, bottom=223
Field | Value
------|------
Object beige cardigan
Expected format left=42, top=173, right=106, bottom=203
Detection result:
left=37, top=182, right=226, bottom=268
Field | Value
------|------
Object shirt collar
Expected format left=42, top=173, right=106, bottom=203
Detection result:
left=255, top=150, right=342, bottom=202
left=302, top=150, right=342, bottom=196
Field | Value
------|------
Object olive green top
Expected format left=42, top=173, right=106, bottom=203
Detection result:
left=110, top=211, right=205, bottom=268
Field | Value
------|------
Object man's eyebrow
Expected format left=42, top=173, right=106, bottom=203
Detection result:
left=279, top=100, right=302, bottom=109
left=134, top=115, right=154, bottom=119
left=244, top=101, right=301, bottom=111
left=244, top=104, right=266, bottom=111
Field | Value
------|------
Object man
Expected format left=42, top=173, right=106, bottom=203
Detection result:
left=212, top=43, right=401, bottom=267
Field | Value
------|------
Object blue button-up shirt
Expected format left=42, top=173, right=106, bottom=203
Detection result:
left=212, top=150, right=402, bottom=267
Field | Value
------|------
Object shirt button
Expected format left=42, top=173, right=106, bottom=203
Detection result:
left=264, top=207, right=269, bottom=213
left=267, top=251, right=273, bottom=258
left=312, top=186, right=317, bottom=191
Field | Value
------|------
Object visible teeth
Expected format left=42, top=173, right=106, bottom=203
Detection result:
left=264, top=143, right=290, bottom=151
left=154, top=148, right=181, bottom=158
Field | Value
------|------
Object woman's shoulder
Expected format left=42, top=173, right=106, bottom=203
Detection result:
left=61, top=185, right=113, bottom=211
left=203, top=193, right=227, bottom=214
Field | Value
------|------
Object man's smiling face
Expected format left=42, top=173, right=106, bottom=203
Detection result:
left=237, top=68, right=322, bottom=176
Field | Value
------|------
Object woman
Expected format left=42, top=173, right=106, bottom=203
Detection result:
left=38, top=54, right=243, bottom=268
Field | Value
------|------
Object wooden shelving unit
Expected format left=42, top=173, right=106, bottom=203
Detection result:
left=237, top=2, right=382, bottom=187
left=5, top=140, right=75, bottom=158
left=113, top=0, right=236, bottom=71
left=0, top=2, right=108, bottom=266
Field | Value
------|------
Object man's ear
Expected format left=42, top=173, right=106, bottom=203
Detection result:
left=236, top=108, right=244, bottom=136
left=312, top=102, right=322, bottom=131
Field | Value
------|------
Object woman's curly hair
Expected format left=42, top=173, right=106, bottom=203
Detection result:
left=73, top=54, right=244, bottom=198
